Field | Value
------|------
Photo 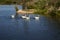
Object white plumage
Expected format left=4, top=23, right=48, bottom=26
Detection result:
left=21, top=15, right=26, bottom=19
left=11, top=15, right=15, bottom=18
left=26, top=17, right=30, bottom=20
left=35, top=16, right=39, bottom=20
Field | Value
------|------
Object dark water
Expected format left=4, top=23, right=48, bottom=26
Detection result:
left=0, top=5, right=60, bottom=40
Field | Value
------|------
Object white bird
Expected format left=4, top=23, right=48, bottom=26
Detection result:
left=26, top=16, right=30, bottom=20
left=35, top=16, right=39, bottom=20
left=21, top=15, right=26, bottom=19
left=11, top=15, right=15, bottom=18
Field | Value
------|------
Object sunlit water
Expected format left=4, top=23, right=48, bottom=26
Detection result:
left=0, top=5, right=60, bottom=40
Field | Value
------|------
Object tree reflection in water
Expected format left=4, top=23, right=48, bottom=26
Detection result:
left=47, top=16, right=60, bottom=40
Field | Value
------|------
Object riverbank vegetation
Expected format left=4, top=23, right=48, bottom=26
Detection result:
left=27, top=0, right=60, bottom=16
left=18, top=0, right=60, bottom=17
left=0, top=0, right=60, bottom=17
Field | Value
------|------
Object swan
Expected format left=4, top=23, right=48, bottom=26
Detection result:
left=21, top=15, right=30, bottom=20
left=35, top=15, right=40, bottom=20
left=21, top=15, right=26, bottom=19
left=26, top=16, right=30, bottom=20
left=35, top=16, right=39, bottom=20
left=11, top=15, right=15, bottom=18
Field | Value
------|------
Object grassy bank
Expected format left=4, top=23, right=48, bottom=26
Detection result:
left=27, top=0, right=60, bottom=17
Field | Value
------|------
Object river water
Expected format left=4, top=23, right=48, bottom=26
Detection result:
left=0, top=5, right=60, bottom=40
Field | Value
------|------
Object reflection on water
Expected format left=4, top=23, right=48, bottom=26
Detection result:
left=0, top=5, right=60, bottom=40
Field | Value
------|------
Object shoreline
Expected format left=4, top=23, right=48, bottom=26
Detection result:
left=17, top=9, right=36, bottom=14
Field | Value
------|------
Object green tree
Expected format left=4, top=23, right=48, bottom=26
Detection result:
left=34, top=0, right=47, bottom=14
left=21, top=0, right=33, bottom=10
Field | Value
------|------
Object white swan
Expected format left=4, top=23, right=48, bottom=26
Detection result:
left=11, top=15, right=15, bottom=18
left=35, top=16, right=40, bottom=20
left=26, top=16, right=30, bottom=20
left=21, top=15, right=26, bottom=19
left=21, top=15, right=30, bottom=20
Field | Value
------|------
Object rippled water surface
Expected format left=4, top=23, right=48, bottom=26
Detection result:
left=0, top=5, right=60, bottom=40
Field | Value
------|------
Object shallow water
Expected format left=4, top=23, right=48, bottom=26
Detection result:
left=0, top=5, right=60, bottom=40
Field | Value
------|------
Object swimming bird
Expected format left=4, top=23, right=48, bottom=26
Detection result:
left=35, top=17, right=39, bottom=20
left=26, top=16, right=30, bottom=20
left=21, top=15, right=26, bottom=19
left=11, top=15, right=15, bottom=18
left=35, top=15, right=40, bottom=20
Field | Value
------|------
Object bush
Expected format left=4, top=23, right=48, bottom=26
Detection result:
left=27, top=5, right=35, bottom=9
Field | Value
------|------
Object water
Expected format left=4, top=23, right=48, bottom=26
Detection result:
left=0, top=5, right=60, bottom=40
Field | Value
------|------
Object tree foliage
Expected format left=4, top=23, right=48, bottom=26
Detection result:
left=33, top=0, right=47, bottom=14
left=30, top=0, right=60, bottom=16
left=21, top=0, right=34, bottom=10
